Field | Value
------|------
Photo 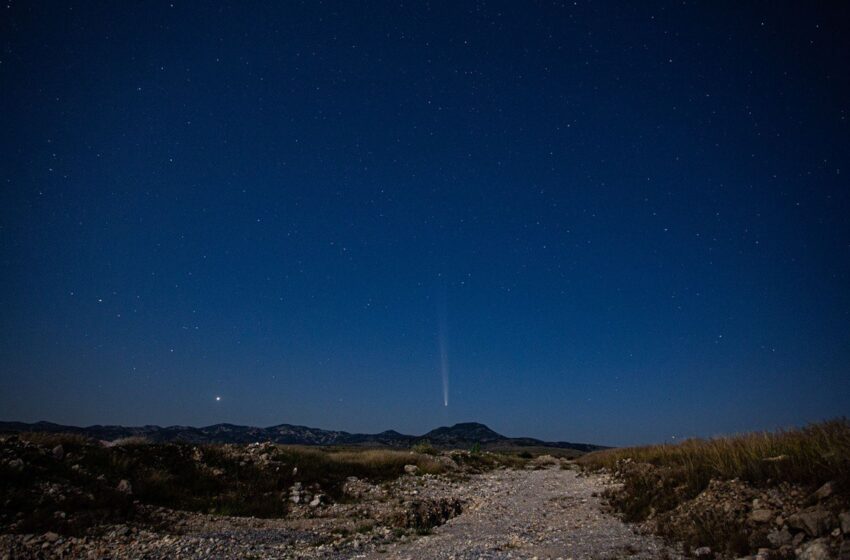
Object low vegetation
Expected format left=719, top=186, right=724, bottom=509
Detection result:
left=578, top=419, right=850, bottom=512
left=0, top=432, right=531, bottom=536
left=577, top=419, right=850, bottom=557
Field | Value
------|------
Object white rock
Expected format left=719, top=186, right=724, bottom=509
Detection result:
left=798, top=538, right=831, bottom=560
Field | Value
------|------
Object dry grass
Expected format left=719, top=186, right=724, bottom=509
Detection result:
left=109, top=436, right=153, bottom=447
left=578, top=419, right=850, bottom=491
left=326, top=448, right=445, bottom=474
left=576, top=419, right=850, bottom=527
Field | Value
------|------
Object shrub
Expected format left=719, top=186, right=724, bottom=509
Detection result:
left=412, top=441, right=438, bottom=455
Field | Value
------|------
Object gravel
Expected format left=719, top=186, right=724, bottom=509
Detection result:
left=363, top=466, right=682, bottom=560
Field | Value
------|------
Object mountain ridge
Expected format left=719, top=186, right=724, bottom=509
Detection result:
left=0, top=420, right=606, bottom=453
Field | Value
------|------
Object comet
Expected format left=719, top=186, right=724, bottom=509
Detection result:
left=438, top=294, right=450, bottom=407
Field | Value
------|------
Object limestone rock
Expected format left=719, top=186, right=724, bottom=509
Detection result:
left=750, top=508, right=774, bottom=523
left=798, top=538, right=831, bottom=560
left=839, top=511, right=850, bottom=534
left=788, top=506, right=832, bottom=537
left=767, top=528, right=793, bottom=547
left=813, top=481, right=837, bottom=501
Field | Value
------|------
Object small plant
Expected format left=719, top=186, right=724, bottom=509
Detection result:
left=469, top=443, right=481, bottom=455
left=412, top=441, right=438, bottom=455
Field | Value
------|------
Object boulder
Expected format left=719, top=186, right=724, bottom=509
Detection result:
left=750, top=508, right=774, bottom=523
left=839, top=541, right=850, bottom=560
left=788, top=506, right=833, bottom=537
left=52, top=445, right=64, bottom=460
left=792, top=531, right=806, bottom=547
left=813, top=481, right=837, bottom=501
left=404, top=464, right=419, bottom=475
left=694, top=546, right=712, bottom=557
left=767, top=528, right=793, bottom=547
left=116, top=479, right=133, bottom=494
left=797, top=538, right=831, bottom=560
left=839, top=511, right=850, bottom=534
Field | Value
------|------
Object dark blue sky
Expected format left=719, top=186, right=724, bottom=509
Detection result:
left=1, top=2, right=848, bottom=446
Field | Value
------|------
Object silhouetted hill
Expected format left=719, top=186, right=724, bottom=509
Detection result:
left=0, top=420, right=606, bottom=454
left=421, top=422, right=506, bottom=446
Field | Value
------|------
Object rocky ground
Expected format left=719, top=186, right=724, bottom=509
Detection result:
left=599, top=459, right=850, bottom=560
left=4, top=433, right=848, bottom=559
left=1, top=461, right=682, bottom=560
left=364, top=464, right=682, bottom=560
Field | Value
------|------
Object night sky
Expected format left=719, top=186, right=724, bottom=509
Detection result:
left=2, top=2, right=849, bottom=446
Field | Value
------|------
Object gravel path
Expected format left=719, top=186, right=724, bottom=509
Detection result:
left=364, top=467, right=681, bottom=560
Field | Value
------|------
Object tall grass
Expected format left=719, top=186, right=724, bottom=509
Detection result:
left=577, top=419, right=850, bottom=523
left=578, top=419, right=850, bottom=490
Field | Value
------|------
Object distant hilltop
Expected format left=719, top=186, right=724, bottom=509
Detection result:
left=0, top=420, right=606, bottom=454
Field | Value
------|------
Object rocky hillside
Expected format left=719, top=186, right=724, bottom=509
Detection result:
left=0, top=420, right=604, bottom=454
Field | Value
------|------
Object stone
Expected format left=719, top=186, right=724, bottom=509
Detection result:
left=7, top=458, right=24, bottom=471
left=798, top=538, right=831, bottom=560
left=404, top=464, right=419, bottom=475
left=788, top=506, right=833, bottom=537
left=116, top=479, right=133, bottom=494
left=309, top=494, right=323, bottom=507
left=813, top=481, right=837, bottom=501
left=43, top=532, right=60, bottom=543
left=52, top=445, right=64, bottom=460
left=767, top=529, right=793, bottom=547
left=840, top=511, right=850, bottom=534
left=694, top=546, right=712, bottom=557
left=839, top=541, right=850, bottom=560
left=750, top=508, right=774, bottom=523
left=792, top=531, right=806, bottom=547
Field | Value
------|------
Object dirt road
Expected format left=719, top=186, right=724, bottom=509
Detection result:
left=365, top=466, right=680, bottom=560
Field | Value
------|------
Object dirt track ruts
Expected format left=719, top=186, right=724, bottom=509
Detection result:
left=363, top=466, right=681, bottom=560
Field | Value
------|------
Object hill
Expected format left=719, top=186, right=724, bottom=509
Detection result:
left=0, top=420, right=604, bottom=454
